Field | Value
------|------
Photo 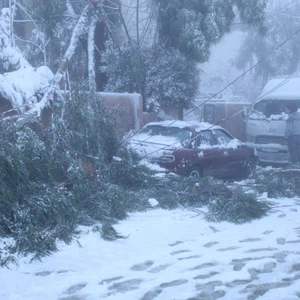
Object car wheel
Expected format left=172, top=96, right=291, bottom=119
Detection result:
left=243, top=160, right=256, bottom=179
left=189, top=166, right=202, bottom=178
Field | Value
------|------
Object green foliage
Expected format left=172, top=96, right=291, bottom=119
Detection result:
left=53, top=91, right=118, bottom=166
left=0, top=88, right=153, bottom=262
left=133, top=174, right=270, bottom=226
left=0, top=112, right=271, bottom=265
left=206, top=187, right=270, bottom=224
left=12, top=186, right=76, bottom=257
left=103, top=0, right=266, bottom=113
left=102, top=44, right=199, bottom=114
left=153, top=0, right=267, bottom=63
left=144, top=175, right=223, bottom=209
left=235, top=0, right=300, bottom=82
left=109, top=147, right=156, bottom=189
left=97, top=223, right=127, bottom=241
left=101, top=43, right=147, bottom=99
left=254, top=167, right=300, bottom=198
left=145, top=47, right=199, bottom=115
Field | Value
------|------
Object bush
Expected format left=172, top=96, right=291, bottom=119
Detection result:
left=254, top=167, right=300, bottom=198
left=206, top=187, right=270, bottom=224
left=145, top=175, right=270, bottom=224
left=0, top=88, right=155, bottom=263
left=109, top=146, right=156, bottom=190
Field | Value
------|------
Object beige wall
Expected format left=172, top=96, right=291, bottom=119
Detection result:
left=99, top=92, right=143, bottom=136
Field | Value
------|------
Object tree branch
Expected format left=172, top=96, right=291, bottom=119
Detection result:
left=18, top=3, right=93, bottom=121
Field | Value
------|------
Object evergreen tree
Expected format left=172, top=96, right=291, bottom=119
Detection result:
left=102, top=0, right=267, bottom=118
left=18, top=0, right=121, bottom=88
left=152, top=0, right=267, bottom=63
left=145, top=47, right=199, bottom=119
left=234, top=0, right=300, bottom=84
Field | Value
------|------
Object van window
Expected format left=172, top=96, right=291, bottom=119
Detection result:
left=254, top=100, right=300, bottom=117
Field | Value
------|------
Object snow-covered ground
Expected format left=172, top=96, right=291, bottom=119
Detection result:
left=1, top=195, right=300, bottom=300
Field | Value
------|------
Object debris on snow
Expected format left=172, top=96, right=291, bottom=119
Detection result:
left=148, top=198, right=159, bottom=207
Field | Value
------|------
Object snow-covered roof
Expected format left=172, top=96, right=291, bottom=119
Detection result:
left=194, top=98, right=251, bottom=105
left=259, top=77, right=300, bottom=101
left=145, top=120, right=222, bottom=131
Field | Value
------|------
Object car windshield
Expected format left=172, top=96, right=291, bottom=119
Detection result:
left=140, top=125, right=192, bottom=144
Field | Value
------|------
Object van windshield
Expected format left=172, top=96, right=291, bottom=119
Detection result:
left=253, top=100, right=300, bottom=118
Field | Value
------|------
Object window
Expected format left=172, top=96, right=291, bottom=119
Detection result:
left=196, top=130, right=216, bottom=147
left=254, top=100, right=300, bottom=118
left=140, top=125, right=192, bottom=144
left=214, top=130, right=233, bottom=145
left=204, top=105, right=215, bottom=123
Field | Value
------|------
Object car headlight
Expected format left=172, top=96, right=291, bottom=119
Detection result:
left=156, top=155, right=175, bottom=163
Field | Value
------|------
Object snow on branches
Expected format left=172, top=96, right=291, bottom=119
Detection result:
left=0, top=8, right=30, bottom=71
left=0, top=7, right=54, bottom=115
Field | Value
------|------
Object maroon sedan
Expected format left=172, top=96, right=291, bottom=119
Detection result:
left=129, top=121, right=258, bottom=178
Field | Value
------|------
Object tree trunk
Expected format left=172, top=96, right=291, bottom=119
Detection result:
left=94, top=21, right=108, bottom=91
left=88, top=14, right=98, bottom=93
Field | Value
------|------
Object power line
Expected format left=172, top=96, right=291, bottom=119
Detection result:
left=275, top=0, right=299, bottom=13
left=234, top=0, right=300, bottom=24
left=256, top=76, right=292, bottom=102
left=265, top=0, right=300, bottom=19
left=184, top=27, right=300, bottom=119
left=129, top=25, right=300, bottom=152
left=140, top=75, right=295, bottom=160
left=265, top=10, right=300, bottom=20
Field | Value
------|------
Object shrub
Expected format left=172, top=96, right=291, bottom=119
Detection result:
left=0, top=88, right=154, bottom=262
left=206, top=187, right=270, bottom=224
left=109, top=146, right=156, bottom=190
left=146, top=175, right=270, bottom=224
left=254, top=167, right=300, bottom=198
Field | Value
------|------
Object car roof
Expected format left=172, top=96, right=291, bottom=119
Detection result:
left=144, top=120, right=223, bottom=132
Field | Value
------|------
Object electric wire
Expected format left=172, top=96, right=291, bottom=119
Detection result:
left=129, top=25, right=300, bottom=152
left=140, top=75, right=295, bottom=159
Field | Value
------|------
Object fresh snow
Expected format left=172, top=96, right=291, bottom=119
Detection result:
left=0, top=66, right=54, bottom=112
left=0, top=8, right=54, bottom=114
left=144, top=120, right=221, bottom=131
left=0, top=8, right=30, bottom=70
left=259, top=77, right=300, bottom=101
left=1, top=194, right=300, bottom=300
left=148, top=198, right=159, bottom=207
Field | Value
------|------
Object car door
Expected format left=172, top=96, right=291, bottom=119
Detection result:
left=212, top=129, right=245, bottom=176
left=194, top=130, right=229, bottom=177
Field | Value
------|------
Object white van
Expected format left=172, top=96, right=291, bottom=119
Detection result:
left=245, top=77, right=300, bottom=164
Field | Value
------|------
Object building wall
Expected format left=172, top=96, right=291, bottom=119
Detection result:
left=99, top=92, right=143, bottom=136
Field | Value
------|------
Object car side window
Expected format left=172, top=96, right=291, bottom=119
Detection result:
left=213, top=130, right=233, bottom=146
left=196, top=130, right=216, bottom=147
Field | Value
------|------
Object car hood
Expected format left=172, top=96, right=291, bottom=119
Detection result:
left=129, top=134, right=182, bottom=158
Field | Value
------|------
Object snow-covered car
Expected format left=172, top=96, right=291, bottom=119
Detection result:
left=129, top=121, right=258, bottom=178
